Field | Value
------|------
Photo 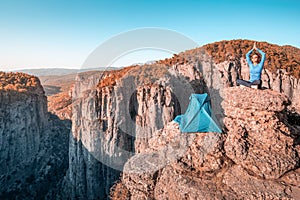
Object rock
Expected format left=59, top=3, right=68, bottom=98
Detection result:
left=222, top=165, right=293, bottom=199
left=67, top=64, right=208, bottom=198
left=113, top=86, right=300, bottom=199
left=118, top=122, right=193, bottom=199
left=48, top=91, right=73, bottom=120
left=66, top=40, right=300, bottom=199
left=121, top=122, right=226, bottom=199
left=109, top=181, right=131, bottom=200
left=223, top=87, right=299, bottom=179
left=154, top=165, right=231, bottom=200
left=0, top=73, right=47, bottom=175
left=2, top=40, right=300, bottom=199
left=280, top=168, right=300, bottom=188
left=0, top=72, right=69, bottom=199
left=201, top=40, right=300, bottom=111
left=67, top=72, right=120, bottom=200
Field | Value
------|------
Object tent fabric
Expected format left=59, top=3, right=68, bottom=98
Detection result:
left=174, top=93, right=222, bottom=133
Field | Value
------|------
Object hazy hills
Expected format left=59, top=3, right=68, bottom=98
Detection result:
left=14, top=67, right=118, bottom=77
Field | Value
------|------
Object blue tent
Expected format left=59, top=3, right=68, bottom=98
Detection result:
left=174, top=93, right=222, bottom=133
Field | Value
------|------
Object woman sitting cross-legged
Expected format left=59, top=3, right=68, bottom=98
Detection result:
left=237, top=42, right=266, bottom=89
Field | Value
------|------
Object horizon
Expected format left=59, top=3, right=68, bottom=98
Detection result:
left=1, top=0, right=299, bottom=71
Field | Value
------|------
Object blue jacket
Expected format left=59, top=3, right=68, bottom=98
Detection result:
left=246, top=48, right=266, bottom=82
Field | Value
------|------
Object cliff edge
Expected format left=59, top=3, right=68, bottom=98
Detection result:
left=66, top=39, right=300, bottom=199
left=112, top=87, right=300, bottom=199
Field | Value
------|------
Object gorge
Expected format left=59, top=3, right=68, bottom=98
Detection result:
left=0, top=40, right=299, bottom=199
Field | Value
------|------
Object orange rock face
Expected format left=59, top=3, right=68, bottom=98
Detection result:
left=48, top=91, right=72, bottom=120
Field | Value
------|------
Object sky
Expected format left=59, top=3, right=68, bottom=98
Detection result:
left=0, top=0, right=299, bottom=71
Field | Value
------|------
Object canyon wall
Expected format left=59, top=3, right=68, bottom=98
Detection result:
left=67, top=65, right=209, bottom=199
left=0, top=73, right=47, bottom=174
left=3, top=40, right=299, bottom=199
left=67, top=40, right=300, bottom=199
left=0, top=72, right=69, bottom=199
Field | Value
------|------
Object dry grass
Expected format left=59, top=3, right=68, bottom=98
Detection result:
left=97, top=64, right=171, bottom=89
left=97, top=66, right=137, bottom=88
left=0, top=72, right=41, bottom=93
left=156, top=53, right=189, bottom=67
left=202, top=40, right=300, bottom=78
left=156, top=40, right=300, bottom=79
left=97, top=40, right=300, bottom=92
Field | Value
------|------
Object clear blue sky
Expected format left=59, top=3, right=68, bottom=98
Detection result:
left=0, top=0, right=299, bottom=70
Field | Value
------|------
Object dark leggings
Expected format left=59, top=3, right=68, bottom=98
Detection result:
left=236, top=79, right=262, bottom=89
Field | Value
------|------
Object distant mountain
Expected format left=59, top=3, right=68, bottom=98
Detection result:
left=14, top=67, right=118, bottom=76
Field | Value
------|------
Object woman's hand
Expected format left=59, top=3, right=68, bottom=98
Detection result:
left=253, top=42, right=257, bottom=50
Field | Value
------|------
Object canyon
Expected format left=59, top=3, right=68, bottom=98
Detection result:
left=0, top=40, right=299, bottom=199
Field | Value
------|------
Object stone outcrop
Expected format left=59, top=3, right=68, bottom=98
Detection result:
left=158, top=40, right=300, bottom=112
left=66, top=39, right=300, bottom=199
left=112, top=87, right=300, bottom=199
left=0, top=72, right=70, bottom=199
left=208, top=40, right=300, bottom=112
left=223, top=87, right=299, bottom=180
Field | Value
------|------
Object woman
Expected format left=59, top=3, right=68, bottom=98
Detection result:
left=237, top=42, right=266, bottom=89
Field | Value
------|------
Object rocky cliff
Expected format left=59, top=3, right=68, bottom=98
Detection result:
left=0, top=72, right=47, bottom=174
left=158, top=40, right=300, bottom=111
left=66, top=64, right=206, bottom=199
left=112, top=87, right=300, bottom=199
left=3, top=40, right=299, bottom=199
left=66, top=40, right=300, bottom=199
left=0, top=72, right=70, bottom=199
